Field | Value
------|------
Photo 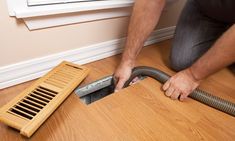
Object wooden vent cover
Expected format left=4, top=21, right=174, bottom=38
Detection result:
left=0, top=61, right=89, bottom=137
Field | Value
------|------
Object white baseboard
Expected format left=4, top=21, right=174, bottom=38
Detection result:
left=0, top=26, right=175, bottom=89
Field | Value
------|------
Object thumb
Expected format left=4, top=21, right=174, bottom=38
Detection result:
left=115, top=78, right=126, bottom=92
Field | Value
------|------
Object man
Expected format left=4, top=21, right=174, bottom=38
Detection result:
left=114, top=0, right=235, bottom=101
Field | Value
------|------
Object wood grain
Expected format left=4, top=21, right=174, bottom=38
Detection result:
left=0, top=40, right=234, bottom=140
left=0, top=61, right=89, bottom=137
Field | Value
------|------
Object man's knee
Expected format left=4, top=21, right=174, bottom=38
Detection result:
left=170, top=37, right=205, bottom=72
left=170, top=41, right=212, bottom=72
left=170, top=44, right=197, bottom=71
left=170, top=52, right=194, bottom=72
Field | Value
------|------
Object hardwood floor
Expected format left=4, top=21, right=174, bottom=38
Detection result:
left=0, top=40, right=234, bottom=140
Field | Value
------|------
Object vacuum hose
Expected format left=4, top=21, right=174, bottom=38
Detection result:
left=124, top=66, right=235, bottom=117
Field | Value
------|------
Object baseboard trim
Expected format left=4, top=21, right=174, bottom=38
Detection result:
left=0, top=26, right=175, bottom=89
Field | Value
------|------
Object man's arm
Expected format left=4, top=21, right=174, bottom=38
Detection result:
left=114, top=0, right=165, bottom=91
left=163, top=24, right=235, bottom=101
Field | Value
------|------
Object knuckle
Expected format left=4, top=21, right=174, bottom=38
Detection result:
left=171, top=96, right=177, bottom=100
left=165, top=91, right=171, bottom=97
left=163, top=85, right=167, bottom=91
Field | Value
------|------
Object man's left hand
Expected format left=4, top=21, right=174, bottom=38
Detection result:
left=162, top=68, right=200, bottom=101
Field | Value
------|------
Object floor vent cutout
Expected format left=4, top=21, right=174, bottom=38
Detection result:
left=0, top=61, right=89, bottom=137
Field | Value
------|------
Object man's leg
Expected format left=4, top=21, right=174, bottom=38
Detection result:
left=170, top=0, right=230, bottom=71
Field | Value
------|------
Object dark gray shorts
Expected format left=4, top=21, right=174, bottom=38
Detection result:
left=170, top=0, right=234, bottom=71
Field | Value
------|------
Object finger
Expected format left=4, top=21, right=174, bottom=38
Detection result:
left=115, top=78, right=126, bottom=92
left=113, top=76, right=118, bottom=86
left=170, top=89, right=180, bottom=100
left=179, top=93, right=188, bottom=101
left=130, top=77, right=139, bottom=85
left=163, top=80, right=171, bottom=91
left=132, top=77, right=139, bottom=83
left=165, top=86, right=174, bottom=97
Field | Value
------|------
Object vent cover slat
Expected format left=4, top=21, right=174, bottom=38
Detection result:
left=0, top=61, right=89, bottom=137
left=8, top=109, right=33, bottom=120
left=46, top=78, right=67, bottom=85
left=18, top=102, right=41, bottom=112
left=51, top=76, right=70, bottom=82
left=10, top=108, right=34, bottom=120
left=49, top=76, right=70, bottom=84
left=29, top=93, right=50, bottom=103
left=63, top=68, right=80, bottom=75
left=15, top=104, right=38, bottom=115
left=56, top=71, right=75, bottom=78
left=26, top=96, right=47, bottom=106
left=33, top=91, right=53, bottom=100
left=36, top=88, right=57, bottom=97
left=44, top=81, right=64, bottom=88
left=38, top=86, right=58, bottom=95
left=22, top=99, right=44, bottom=109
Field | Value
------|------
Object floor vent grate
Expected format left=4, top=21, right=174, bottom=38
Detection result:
left=0, top=61, right=89, bottom=137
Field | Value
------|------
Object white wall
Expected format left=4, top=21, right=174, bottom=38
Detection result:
left=0, top=0, right=185, bottom=67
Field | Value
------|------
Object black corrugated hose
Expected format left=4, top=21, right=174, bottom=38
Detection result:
left=124, top=66, right=235, bottom=117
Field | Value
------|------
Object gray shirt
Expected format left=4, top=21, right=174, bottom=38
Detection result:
left=195, top=0, right=235, bottom=23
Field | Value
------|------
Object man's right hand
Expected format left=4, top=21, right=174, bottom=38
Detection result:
left=112, top=0, right=165, bottom=91
left=114, top=61, right=134, bottom=92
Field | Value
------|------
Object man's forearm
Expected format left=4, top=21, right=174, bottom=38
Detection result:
left=190, top=24, right=235, bottom=80
left=122, top=0, right=165, bottom=65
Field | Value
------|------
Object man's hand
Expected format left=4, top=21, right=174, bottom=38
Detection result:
left=162, top=68, right=200, bottom=101
left=113, top=0, right=165, bottom=91
left=114, top=61, right=134, bottom=92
